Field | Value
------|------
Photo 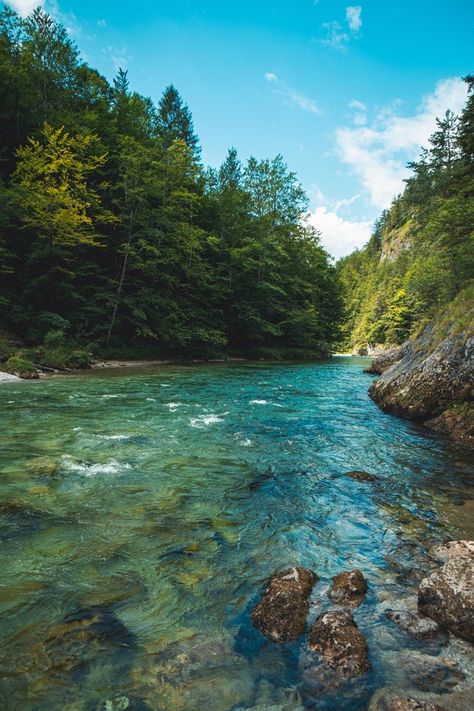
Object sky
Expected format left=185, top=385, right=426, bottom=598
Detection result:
left=5, top=0, right=473, bottom=258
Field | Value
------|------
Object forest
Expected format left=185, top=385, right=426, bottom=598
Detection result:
left=0, top=6, right=343, bottom=366
left=338, top=77, right=474, bottom=352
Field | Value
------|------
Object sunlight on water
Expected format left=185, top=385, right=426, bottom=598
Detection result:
left=0, top=359, right=473, bottom=710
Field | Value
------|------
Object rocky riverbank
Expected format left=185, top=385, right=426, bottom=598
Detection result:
left=367, top=318, right=474, bottom=446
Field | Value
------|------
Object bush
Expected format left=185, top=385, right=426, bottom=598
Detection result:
left=5, top=355, right=37, bottom=374
left=43, top=329, right=67, bottom=348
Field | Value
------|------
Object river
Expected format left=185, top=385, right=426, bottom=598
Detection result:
left=0, top=358, right=473, bottom=710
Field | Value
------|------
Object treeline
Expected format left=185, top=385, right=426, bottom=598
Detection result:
left=338, top=77, right=474, bottom=351
left=0, top=6, right=342, bottom=360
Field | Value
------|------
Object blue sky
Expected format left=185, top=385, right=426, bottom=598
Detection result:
left=6, top=0, right=473, bottom=257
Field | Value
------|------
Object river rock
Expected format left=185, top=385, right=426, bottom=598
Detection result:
left=400, top=650, right=465, bottom=692
left=306, top=609, right=370, bottom=677
left=425, top=404, right=474, bottom=445
left=364, top=345, right=406, bottom=375
left=429, top=540, right=474, bottom=564
left=385, top=609, right=447, bottom=642
left=418, top=554, right=474, bottom=642
left=345, top=470, right=378, bottom=482
left=369, top=326, right=474, bottom=423
left=368, top=689, right=444, bottom=710
left=39, top=606, right=136, bottom=676
left=328, top=569, right=368, bottom=607
left=251, top=567, right=318, bottom=642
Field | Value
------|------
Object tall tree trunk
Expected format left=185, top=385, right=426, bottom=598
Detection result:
left=106, top=228, right=132, bottom=345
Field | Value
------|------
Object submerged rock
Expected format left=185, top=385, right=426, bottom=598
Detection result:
left=345, top=470, right=379, bottom=482
left=418, top=553, right=474, bottom=642
left=38, top=606, right=136, bottom=676
left=400, top=650, right=465, bottom=692
left=306, top=609, right=370, bottom=678
left=251, top=567, right=318, bottom=643
left=328, top=569, right=368, bottom=607
left=385, top=609, right=447, bottom=643
left=368, top=689, right=444, bottom=710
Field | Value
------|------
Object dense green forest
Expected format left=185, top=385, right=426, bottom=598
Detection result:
left=338, top=77, right=474, bottom=352
left=0, top=6, right=342, bottom=365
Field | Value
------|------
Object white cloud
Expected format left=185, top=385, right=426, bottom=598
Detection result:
left=264, top=72, right=320, bottom=114
left=349, top=99, right=366, bottom=111
left=308, top=206, right=372, bottom=258
left=106, top=46, right=132, bottom=71
left=7, top=0, right=42, bottom=16
left=346, top=6, right=362, bottom=32
left=336, top=77, right=469, bottom=209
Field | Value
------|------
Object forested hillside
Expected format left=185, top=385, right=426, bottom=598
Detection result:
left=0, top=6, right=342, bottom=363
left=338, top=77, right=474, bottom=353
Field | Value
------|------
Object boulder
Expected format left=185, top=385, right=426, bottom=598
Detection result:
left=328, top=569, right=368, bottom=607
left=0, top=371, right=21, bottom=383
left=385, top=609, right=447, bottom=643
left=418, top=554, right=474, bottom=642
left=369, top=327, right=474, bottom=423
left=425, top=404, right=474, bottom=444
left=251, top=567, right=318, bottom=642
left=429, top=540, right=474, bottom=564
left=400, top=650, right=465, bottom=693
left=306, top=610, right=370, bottom=677
left=364, top=345, right=406, bottom=375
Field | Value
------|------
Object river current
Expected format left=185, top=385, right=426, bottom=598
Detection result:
left=0, top=358, right=473, bottom=710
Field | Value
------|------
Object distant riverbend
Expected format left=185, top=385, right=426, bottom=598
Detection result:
left=1, top=359, right=473, bottom=710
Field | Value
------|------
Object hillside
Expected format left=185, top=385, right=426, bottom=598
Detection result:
left=338, top=77, right=474, bottom=355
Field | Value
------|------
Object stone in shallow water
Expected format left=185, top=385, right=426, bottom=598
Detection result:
left=418, top=553, right=474, bottom=642
left=251, top=567, right=318, bottom=643
left=305, top=609, right=370, bottom=679
left=344, top=470, right=378, bottom=482
left=429, top=540, right=474, bottom=564
left=368, top=688, right=445, bottom=710
left=385, top=609, right=447, bottom=643
left=400, top=650, right=465, bottom=693
left=328, top=569, right=368, bottom=607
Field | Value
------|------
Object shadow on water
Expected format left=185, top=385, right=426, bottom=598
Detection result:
left=0, top=358, right=473, bottom=710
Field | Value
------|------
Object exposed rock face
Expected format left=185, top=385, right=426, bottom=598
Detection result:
left=344, top=470, right=378, bottom=482
left=251, top=567, right=318, bottom=642
left=425, top=404, right=474, bottom=445
left=306, top=610, right=370, bottom=678
left=364, top=345, right=407, bottom=375
left=418, top=553, right=474, bottom=642
left=328, top=570, right=368, bottom=607
left=400, top=650, right=465, bottom=693
left=385, top=609, right=446, bottom=642
left=369, top=326, right=474, bottom=425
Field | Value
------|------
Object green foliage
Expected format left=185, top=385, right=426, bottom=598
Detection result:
left=0, top=5, right=342, bottom=358
left=4, top=355, right=36, bottom=374
left=338, top=79, right=474, bottom=350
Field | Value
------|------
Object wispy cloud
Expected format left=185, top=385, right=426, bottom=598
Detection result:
left=7, top=0, right=43, bottom=16
left=264, top=72, right=320, bottom=115
left=346, top=6, right=362, bottom=32
left=97, top=19, right=107, bottom=28
left=105, top=45, right=132, bottom=71
left=318, top=5, right=363, bottom=51
left=336, top=77, right=469, bottom=209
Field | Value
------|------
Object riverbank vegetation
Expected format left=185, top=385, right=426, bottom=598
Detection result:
left=338, top=77, right=474, bottom=353
left=0, top=6, right=342, bottom=363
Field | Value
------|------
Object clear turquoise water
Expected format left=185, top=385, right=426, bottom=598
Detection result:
left=0, top=359, right=473, bottom=711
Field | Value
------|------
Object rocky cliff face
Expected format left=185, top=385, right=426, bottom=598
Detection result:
left=368, top=321, right=474, bottom=446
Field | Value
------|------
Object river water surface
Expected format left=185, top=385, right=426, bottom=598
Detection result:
left=0, top=359, right=473, bottom=710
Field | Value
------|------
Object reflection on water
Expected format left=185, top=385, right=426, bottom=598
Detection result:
left=0, top=359, right=473, bottom=710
